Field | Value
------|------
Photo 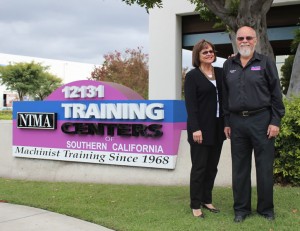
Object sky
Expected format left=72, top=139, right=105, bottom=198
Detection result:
left=0, top=0, right=150, bottom=65
left=0, top=0, right=224, bottom=68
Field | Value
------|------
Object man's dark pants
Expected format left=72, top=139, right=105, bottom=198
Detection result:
left=230, top=110, right=275, bottom=217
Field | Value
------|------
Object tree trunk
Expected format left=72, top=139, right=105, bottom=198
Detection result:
left=235, top=0, right=275, bottom=60
left=229, top=31, right=238, bottom=54
left=18, top=91, right=23, bottom=101
left=287, top=44, right=300, bottom=97
left=202, top=0, right=275, bottom=60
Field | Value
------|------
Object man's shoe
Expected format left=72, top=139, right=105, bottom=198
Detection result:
left=234, top=214, right=247, bottom=223
left=261, top=214, right=275, bottom=221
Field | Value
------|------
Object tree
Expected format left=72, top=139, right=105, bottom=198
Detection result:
left=0, top=62, right=62, bottom=101
left=287, top=26, right=300, bottom=97
left=34, top=72, right=63, bottom=100
left=89, top=47, right=149, bottom=99
left=280, top=55, right=294, bottom=95
left=0, top=62, right=45, bottom=101
left=122, top=0, right=162, bottom=10
left=123, top=0, right=300, bottom=95
left=123, top=0, right=275, bottom=58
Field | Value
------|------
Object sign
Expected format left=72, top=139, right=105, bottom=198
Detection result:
left=17, top=112, right=57, bottom=130
left=13, top=80, right=187, bottom=169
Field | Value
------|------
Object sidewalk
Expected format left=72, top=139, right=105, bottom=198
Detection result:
left=0, top=202, right=114, bottom=231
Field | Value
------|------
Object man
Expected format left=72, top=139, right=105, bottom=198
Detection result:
left=222, top=26, right=285, bottom=222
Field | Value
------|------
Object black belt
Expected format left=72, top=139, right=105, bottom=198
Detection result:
left=233, top=108, right=268, bottom=117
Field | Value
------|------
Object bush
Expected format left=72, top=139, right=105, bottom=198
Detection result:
left=274, top=97, right=300, bottom=186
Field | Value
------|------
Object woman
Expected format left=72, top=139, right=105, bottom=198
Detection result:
left=184, top=39, right=226, bottom=218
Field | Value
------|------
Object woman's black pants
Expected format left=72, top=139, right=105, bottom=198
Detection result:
left=190, top=142, right=223, bottom=209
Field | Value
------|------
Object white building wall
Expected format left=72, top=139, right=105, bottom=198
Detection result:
left=0, top=53, right=96, bottom=108
left=274, top=0, right=300, bottom=6
left=0, top=53, right=96, bottom=84
left=148, top=0, right=195, bottom=100
left=148, top=0, right=300, bottom=100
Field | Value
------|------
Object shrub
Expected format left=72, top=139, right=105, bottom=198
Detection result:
left=274, top=97, right=300, bottom=186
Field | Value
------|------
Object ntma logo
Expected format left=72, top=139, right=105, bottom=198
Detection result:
left=17, top=113, right=57, bottom=130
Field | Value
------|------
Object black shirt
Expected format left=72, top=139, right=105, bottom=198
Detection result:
left=223, top=51, right=285, bottom=127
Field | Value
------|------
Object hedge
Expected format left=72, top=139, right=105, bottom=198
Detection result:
left=274, top=96, right=300, bottom=186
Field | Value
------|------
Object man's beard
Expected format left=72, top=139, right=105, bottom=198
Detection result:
left=238, top=46, right=253, bottom=57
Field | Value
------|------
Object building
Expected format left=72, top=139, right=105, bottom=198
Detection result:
left=148, top=0, right=300, bottom=100
left=0, top=53, right=96, bottom=109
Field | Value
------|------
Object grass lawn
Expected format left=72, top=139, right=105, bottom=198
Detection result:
left=0, top=178, right=299, bottom=231
left=0, top=111, right=12, bottom=120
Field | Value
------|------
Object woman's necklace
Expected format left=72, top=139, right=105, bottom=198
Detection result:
left=199, top=66, right=215, bottom=80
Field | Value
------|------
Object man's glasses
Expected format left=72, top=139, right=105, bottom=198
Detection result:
left=236, top=36, right=255, bottom=41
left=201, top=50, right=214, bottom=55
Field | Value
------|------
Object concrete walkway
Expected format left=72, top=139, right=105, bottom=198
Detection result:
left=0, top=202, right=114, bottom=231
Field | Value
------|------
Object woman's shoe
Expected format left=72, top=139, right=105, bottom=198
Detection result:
left=192, top=209, right=205, bottom=218
left=202, top=204, right=220, bottom=213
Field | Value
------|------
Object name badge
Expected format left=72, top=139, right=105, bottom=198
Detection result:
left=251, top=66, right=261, bottom=71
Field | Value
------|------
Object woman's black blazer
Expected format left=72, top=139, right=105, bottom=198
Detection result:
left=184, top=67, right=226, bottom=145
